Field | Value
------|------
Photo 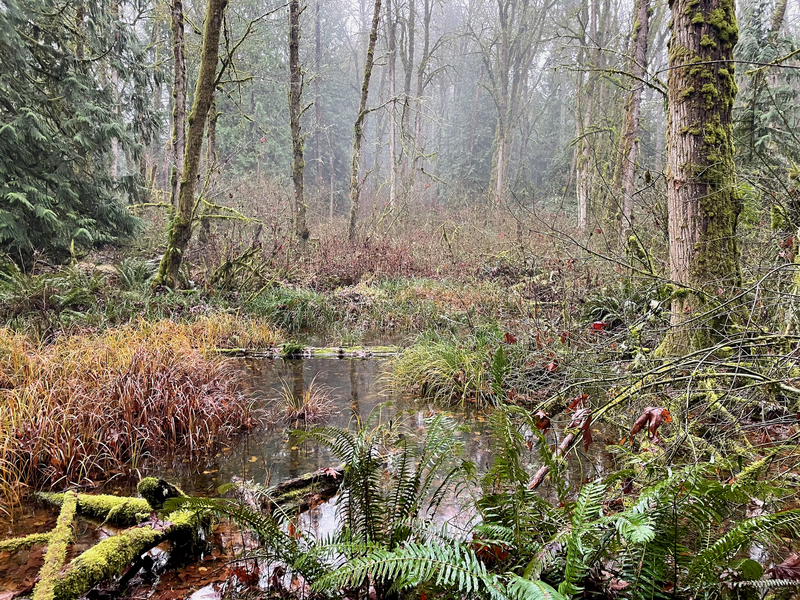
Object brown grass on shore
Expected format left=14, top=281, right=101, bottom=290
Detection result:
left=0, top=316, right=280, bottom=508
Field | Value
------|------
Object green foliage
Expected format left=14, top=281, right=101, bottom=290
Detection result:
left=247, top=286, right=330, bottom=332
left=0, top=0, right=154, bottom=264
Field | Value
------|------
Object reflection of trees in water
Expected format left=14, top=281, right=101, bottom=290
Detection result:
left=349, top=359, right=360, bottom=419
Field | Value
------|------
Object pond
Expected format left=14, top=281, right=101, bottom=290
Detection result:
left=0, top=355, right=618, bottom=597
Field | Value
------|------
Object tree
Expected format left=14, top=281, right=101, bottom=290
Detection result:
left=169, top=0, right=187, bottom=212
left=347, top=0, right=382, bottom=242
left=613, top=0, right=650, bottom=245
left=154, top=0, right=228, bottom=288
left=0, top=0, right=151, bottom=265
left=288, top=0, right=308, bottom=248
left=660, top=0, right=740, bottom=353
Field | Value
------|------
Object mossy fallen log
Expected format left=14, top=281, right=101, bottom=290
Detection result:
left=231, top=465, right=343, bottom=515
left=36, top=492, right=151, bottom=527
left=33, top=490, right=77, bottom=600
left=50, top=509, right=200, bottom=600
left=35, top=478, right=186, bottom=527
left=0, top=532, right=52, bottom=552
left=217, top=345, right=399, bottom=358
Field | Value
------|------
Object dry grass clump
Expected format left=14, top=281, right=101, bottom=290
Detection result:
left=0, top=318, right=274, bottom=507
left=274, top=374, right=335, bottom=423
left=185, top=313, right=282, bottom=350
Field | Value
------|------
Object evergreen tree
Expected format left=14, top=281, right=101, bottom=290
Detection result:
left=0, top=0, right=153, bottom=265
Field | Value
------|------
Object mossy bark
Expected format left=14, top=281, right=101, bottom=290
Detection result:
left=659, top=0, right=740, bottom=355
left=347, top=0, right=382, bottom=242
left=36, top=492, right=151, bottom=527
left=288, top=0, right=308, bottom=249
left=137, top=477, right=187, bottom=510
left=50, top=509, right=200, bottom=600
left=33, top=491, right=77, bottom=600
left=0, top=532, right=52, bottom=552
left=154, top=0, right=228, bottom=289
left=168, top=0, right=186, bottom=213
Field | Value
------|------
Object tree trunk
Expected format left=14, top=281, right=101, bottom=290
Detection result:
left=410, top=0, right=431, bottom=194
left=199, top=95, right=218, bottom=243
left=347, top=0, right=382, bottom=242
left=289, top=0, right=308, bottom=249
left=388, top=5, right=397, bottom=208
left=154, top=0, right=228, bottom=288
left=169, top=0, right=186, bottom=212
left=315, top=1, right=323, bottom=197
left=659, top=0, right=740, bottom=354
left=614, top=0, right=650, bottom=245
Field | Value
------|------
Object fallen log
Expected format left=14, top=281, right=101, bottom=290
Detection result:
left=50, top=509, right=201, bottom=600
left=266, top=465, right=343, bottom=514
left=33, top=490, right=77, bottom=600
left=0, top=532, right=52, bottom=552
left=35, top=492, right=151, bottom=527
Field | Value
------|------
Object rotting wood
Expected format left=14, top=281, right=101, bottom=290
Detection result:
left=231, top=465, right=344, bottom=515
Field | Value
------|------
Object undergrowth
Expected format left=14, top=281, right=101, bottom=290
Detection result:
left=0, top=318, right=279, bottom=508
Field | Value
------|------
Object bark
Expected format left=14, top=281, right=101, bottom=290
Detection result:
left=410, top=0, right=431, bottom=193
left=199, top=95, right=218, bottom=243
left=289, top=0, right=308, bottom=249
left=347, top=0, right=382, bottom=242
left=231, top=466, right=344, bottom=515
left=169, top=0, right=186, bottom=212
left=155, top=0, right=228, bottom=288
left=659, top=0, right=740, bottom=354
left=613, top=0, right=650, bottom=245
left=388, top=6, right=397, bottom=208
left=32, top=491, right=77, bottom=600
left=315, top=1, right=323, bottom=195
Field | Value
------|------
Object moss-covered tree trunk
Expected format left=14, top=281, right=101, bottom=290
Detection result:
left=169, top=0, right=186, bottom=212
left=154, top=0, right=228, bottom=288
left=660, top=0, right=740, bottom=354
left=614, top=0, right=650, bottom=245
left=289, top=0, right=308, bottom=249
left=347, top=0, right=382, bottom=242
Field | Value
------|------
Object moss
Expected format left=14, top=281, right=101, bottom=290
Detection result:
left=137, top=477, right=186, bottom=510
left=700, top=34, right=716, bottom=48
left=0, top=532, right=52, bottom=552
left=33, top=491, right=77, bottom=600
left=691, top=11, right=704, bottom=24
left=37, top=492, right=151, bottom=527
left=771, top=204, right=787, bottom=230
left=680, top=86, right=696, bottom=99
left=51, top=509, right=200, bottom=600
left=52, top=526, right=163, bottom=600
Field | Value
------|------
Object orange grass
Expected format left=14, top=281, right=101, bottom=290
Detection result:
left=0, top=317, right=280, bottom=507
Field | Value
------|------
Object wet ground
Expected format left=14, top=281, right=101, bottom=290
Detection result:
left=0, top=356, right=618, bottom=599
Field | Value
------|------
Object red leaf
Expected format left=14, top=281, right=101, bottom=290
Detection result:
left=630, top=407, right=672, bottom=443
left=504, top=332, right=518, bottom=344
left=533, top=410, right=551, bottom=434
left=545, top=361, right=558, bottom=373
left=591, top=321, right=608, bottom=331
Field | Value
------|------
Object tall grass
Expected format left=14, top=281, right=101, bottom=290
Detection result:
left=0, top=317, right=278, bottom=507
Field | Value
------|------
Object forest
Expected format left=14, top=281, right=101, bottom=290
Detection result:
left=1, top=0, right=800, bottom=596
